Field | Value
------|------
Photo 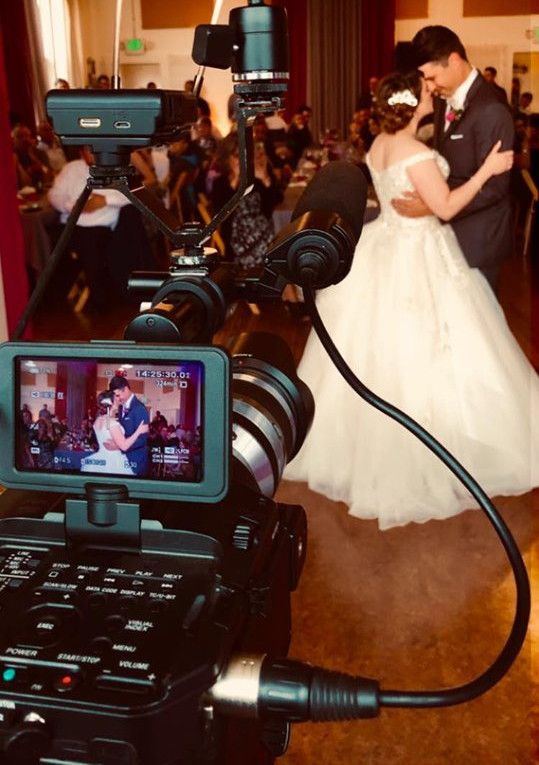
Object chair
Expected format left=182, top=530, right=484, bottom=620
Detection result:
left=520, top=169, right=538, bottom=260
left=196, top=193, right=226, bottom=256
left=65, top=251, right=91, bottom=313
left=169, top=168, right=199, bottom=225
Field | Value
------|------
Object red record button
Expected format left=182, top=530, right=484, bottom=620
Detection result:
left=54, top=672, right=78, bottom=692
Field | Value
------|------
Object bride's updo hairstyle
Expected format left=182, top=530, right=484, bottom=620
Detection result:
left=97, top=390, right=113, bottom=413
left=375, top=70, right=422, bottom=134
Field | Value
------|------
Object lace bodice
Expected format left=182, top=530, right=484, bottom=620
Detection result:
left=94, top=417, right=123, bottom=449
left=367, top=149, right=450, bottom=227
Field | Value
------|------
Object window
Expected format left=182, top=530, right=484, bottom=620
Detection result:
left=34, top=0, right=70, bottom=89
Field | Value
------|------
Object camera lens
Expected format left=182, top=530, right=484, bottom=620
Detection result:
left=226, top=332, right=314, bottom=497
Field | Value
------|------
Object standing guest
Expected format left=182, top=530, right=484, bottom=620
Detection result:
left=38, top=403, right=52, bottom=420
left=287, top=105, right=313, bottom=166
left=483, top=66, right=508, bottom=103
left=358, top=75, right=380, bottom=109
left=284, top=70, right=539, bottom=531
left=392, top=25, right=514, bottom=292
left=510, top=77, right=521, bottom=112
left=36, top=120, right=66, bottom=173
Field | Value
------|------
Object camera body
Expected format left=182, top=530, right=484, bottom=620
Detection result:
left=0, top=337, right=311, bottom=764
left=0, top=487, right=305, bottom=764
left=0, top=4, right=317, bottom=761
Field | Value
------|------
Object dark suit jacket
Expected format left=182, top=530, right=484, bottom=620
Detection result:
left=433, top=73, right=514, bottom=283
left=120, top=395, right=149, bottom=477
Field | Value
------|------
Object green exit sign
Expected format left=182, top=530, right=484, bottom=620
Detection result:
left=125, top=38, right=144, bottom=53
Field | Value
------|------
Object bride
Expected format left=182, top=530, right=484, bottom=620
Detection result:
left=284, top=69, right=539, bottom=530
left=80, top=390, right=149, bottom=475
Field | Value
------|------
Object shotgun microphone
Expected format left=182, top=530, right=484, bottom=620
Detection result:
left=263, top=160, right=368, bottom=290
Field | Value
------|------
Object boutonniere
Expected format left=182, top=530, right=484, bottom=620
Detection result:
left=446, top=106, right=464, bottom=124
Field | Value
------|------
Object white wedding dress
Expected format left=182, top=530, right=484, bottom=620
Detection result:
left=284, top=149, right=539, bottom=529
left=80, top=419, right=134, bottom=476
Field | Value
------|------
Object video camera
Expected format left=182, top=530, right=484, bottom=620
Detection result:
left=0, top=1, right=530, bottom=763
left=0, top=3, right=371, bottom=763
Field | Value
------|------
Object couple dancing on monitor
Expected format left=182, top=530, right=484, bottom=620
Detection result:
left=81, top=376, right=149, bottom=477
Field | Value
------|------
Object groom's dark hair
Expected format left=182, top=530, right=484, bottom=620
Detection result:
left=109, top=375, right=131, bottom=392
left=412, top=26, right=468, bottom=67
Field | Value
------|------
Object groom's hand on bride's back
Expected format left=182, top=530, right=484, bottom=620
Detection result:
left=391, top=190, right=432, bottom=218
left=103, top=439, right=119, bottom=450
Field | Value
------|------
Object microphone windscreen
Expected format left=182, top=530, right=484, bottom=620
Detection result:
left=291, top=160, right=368, bottom=243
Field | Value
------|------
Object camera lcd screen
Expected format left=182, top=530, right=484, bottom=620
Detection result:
left=15, top=357, right=204, bottom=484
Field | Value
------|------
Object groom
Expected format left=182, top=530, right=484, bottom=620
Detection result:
left=392, top=25, right=514, bottom=292
left=107, top=375, right=150, bottom=477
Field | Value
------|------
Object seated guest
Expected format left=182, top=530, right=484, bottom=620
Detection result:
left=518, top=91, right=533, bottom=116
left=266, top=108, right=288, bottom=141
left=96, top=74, right=110, bottom=89
left=130, top=147, right=169, bottom=201
left=48, top=146, right=153, bottom=308
left=130, top=147, right=170, bottom=258
left=513, top=115, right=530, bottom=171
left=168, top=132, right=204, bottom=219
left=209, top=134, right=282, bottom=269
left=12, top=124, right=53, bottom=190
left=55, top=77, right=70, bottom=89
left=193, top=117, right=220, bottom=196
left=194, top=116, right=219, bottom=160
left=36, top=119, right=66, bottom=173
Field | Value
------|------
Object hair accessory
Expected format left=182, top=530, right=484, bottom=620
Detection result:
left=387, top=89, right=418, bottom=107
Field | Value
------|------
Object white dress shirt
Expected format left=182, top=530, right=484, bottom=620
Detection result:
left=48, top=159, right=130, bottom=228
left=447, top=67, right=479, bottom=111
left=444, top=67, right=479, bottom=130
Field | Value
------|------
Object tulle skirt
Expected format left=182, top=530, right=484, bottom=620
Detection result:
left=284, top=216, right=539, bottom=529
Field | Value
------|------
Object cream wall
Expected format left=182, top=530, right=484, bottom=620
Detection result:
left=76, top=0, right=244, bottom=136
left=395, top=0, right=539, bottom=97
left=76, top=1, right=539, bottom=136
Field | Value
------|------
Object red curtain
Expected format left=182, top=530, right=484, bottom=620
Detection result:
left=0, top=24, right=30, bottom=339
left=275, top=0, right=308, bottom=119
left=361, top=0, right=396, bottom=91
left=0, top=4, right=35, bottom=130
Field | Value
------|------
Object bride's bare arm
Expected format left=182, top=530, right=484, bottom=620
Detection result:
left=406, top=141, right=513, bottom=221
left=109, top=420, right=149, bottom=451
